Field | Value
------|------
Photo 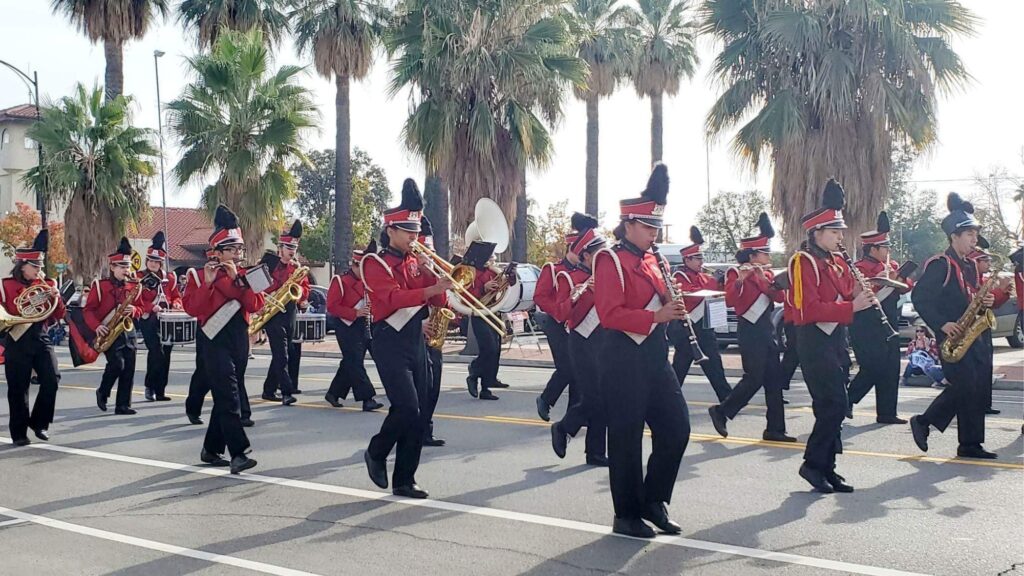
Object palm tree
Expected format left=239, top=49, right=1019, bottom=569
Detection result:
left=625, top=0, right=698, bottom=165
left=51, top=0, right=169, bottom=101
left=178, top=0, right=290, bottom=49
left=386, top=0, right=586, bottom=237
left=562, top=0, right=635, bottom=216
left=292, top=0, right=383, bottom=272
left=24, top=84, right=158, bottom=279
left=167, top=29, right=318, bottom=256
left=702, top=0, right=977, bottom=246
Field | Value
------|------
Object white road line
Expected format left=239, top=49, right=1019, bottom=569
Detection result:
left=0, top=506, right=323, bottom=576
left=0, top=518, right=27, bottom=528
left=0, top=437, right=929, bottom=576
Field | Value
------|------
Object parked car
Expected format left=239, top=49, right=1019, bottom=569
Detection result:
left=899, top=291, right=1022, bottom=348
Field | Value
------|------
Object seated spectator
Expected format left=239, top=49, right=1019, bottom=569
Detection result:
left=902, top=327, right=946, bottom=388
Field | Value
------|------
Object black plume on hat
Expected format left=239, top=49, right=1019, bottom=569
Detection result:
left=641, top=163, right=669, bottom=205
left=151, top=230, right=166, bottom=251
left=365, top=239, right=378, bottom=254
left=420, top=215, right=433, bottom=237
left=689, top=225, right=704, bottom=245
left=571, top=212, right=599, bottom=231
left=285, top=219, right=303, bottom=239
left=399, top=178, right=424, bottom=211
left=1010, top=247, right=1023, bottom=270
left=214, top=204, right=239, bottom=229
left=823, top=178, right=845, bottom=210
left=116, top=236, right=132, bottom=256
left=755, top=212, right=775, bottom=239
left=977, top=235, right=990, bottom=250
left=876, top=211, right=890, bottom=234
left=946, top=192, right=974, bottom=214
left=32, top=228, right=49, bottom=252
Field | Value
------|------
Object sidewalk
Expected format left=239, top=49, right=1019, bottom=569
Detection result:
left=254, top=337, right=1024, bottom=391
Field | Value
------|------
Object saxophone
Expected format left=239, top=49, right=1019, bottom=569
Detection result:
left=425, top=306, right=456, bottom=350
left=93, top=280, right=143, bottom=353
left=248, top=265, right=309, bottom=336
left=941, top=256, right=1003, bottom=363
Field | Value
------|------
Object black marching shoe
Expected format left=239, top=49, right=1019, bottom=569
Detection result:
left=281, top=395, right=297, bottom=406
left=985, top=408, right=1001, bottom=415
left=261, top=393, right=282, bottom=402
left=229, top=455, right=257, bottom=475
left=96, top=390, right=108, bottom=412
left=586, top=454, right=609, bottom=467
left=31, top=428, right=49, bottom=441
left=155, top=395, right=172, bottom=402
left=490, top=380, right=510, bottom=389
left=909, top=415, right=929, bottom=452
left=392, top=484, right=429, bottom=499
left=13, top=438, right=31, bottom=447
left=642, top=502, right=682, bottom=535
left=240, top=418, right=254, bottom=427
left=293, top=389, right=303, bottom=395
left=324, top=393, right=343, bottom=408
left=956, top=444, right=997, bottom=460
left=362, top=399, right=384, bottom=411
left=145, top=388, right=155, bottom=401
left=187, top=414, right=204, bottom=425
left=798, top=463, right=834, bottom=494
left=550, top=422, right=568, bottom=459
left=845, top=402, right=854, bottom=419
left=466, top=376, right=479, bottom=398
left=536, top=396, right=551, bottom=422
left=876, top=415, right=908, bottom=425
left=763, top=430, right=797, bottom=443
left=364, top=450, right=388, bottom=488
left=200, top=448, right=230, bottom=467
left=825, top=471, right=854, bottom=493
left=708, top=405, right=728, bottom=438
left=114, top=407, right=137, bottom=415
left=423, top=436, right=446, bottom=447
left=612, top=517, right=656, bottom=539
left=478, top=389, right=499, bottom=400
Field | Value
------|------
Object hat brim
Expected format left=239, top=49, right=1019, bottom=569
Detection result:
left=629, top=217, right=663, bottom=229
left=391, top=222, right=422, bottom=233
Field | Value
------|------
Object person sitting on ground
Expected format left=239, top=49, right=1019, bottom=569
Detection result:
left=901, top=327, right=946, bottom=388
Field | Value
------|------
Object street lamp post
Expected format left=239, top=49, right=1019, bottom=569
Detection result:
left=154, top=50, right=169, bottom=264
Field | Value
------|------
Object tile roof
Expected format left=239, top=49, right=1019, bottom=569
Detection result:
left=0, top=104, right=39, bottom=122
left=130, top=207, right=212, bottom=263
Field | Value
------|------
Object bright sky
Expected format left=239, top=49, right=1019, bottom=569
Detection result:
left=2, top=1, right=1022, bottom=242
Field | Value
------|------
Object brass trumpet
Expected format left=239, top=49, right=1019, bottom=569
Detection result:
left=409, top=241, right=506, bottom=337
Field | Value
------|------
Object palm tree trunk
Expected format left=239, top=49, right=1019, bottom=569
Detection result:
left=424, top=170, right=450, bottom=259
left=104, top=39, right=124, bottom=101
left=650, top=91, right=663, bottom=164
left=334, top=74, right=353, bottom=271
left=585, top=94, right=599, bottom=216
left=512, top=168, right=528, bottom=263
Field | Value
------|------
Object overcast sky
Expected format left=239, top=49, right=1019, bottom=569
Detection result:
left=2, top=1, right=1021, bottom=242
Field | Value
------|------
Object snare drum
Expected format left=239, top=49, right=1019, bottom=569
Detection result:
left=159, top=311, right=197, bottom=345
left=292, top=312, right=326, bottom=343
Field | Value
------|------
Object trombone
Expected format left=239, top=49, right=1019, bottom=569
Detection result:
left=409, top=240, right=507, bottom=337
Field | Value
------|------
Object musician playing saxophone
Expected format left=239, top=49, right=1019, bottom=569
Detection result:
left=260, top=219, right=310, bottom=406
left=2, top=230, right=64, bottom=445
left=86, top=237, right=144, bottom=415
left=910, top=193, right=1001, bottom=460
left=966, top=238, right=1011, bottom=416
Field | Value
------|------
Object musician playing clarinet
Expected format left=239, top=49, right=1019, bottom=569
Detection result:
left=708, top=213, right=793, bottom=443
left=138, top=231, right=183, bottom=402
left=593, top=163, right=689, bottom=538
left=533, top=228, right=581, bottom=421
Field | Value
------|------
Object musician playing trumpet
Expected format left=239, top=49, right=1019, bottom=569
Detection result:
left=2, top=230, right=64, bottom=445
left=708, top=213, right=794, bottom=443
left=138, top=231, right=183, bottom=402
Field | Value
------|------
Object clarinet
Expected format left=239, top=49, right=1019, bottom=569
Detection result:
left=363, top=299, right=373, bottom=340
left=651, top=245, right=708, bottom=364
left=837, top=243, right=898, bottom=341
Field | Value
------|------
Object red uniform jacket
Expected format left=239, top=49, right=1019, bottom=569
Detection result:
left=327, top=271, right=366, bottom=323
left=180, top=268, right=265, bottom=327
left=983, top=273, right=1011, bottom=309
left=787, top=251, right=856, bottom=326
left=535, top=260, right=573, bottom=322
left=136, top=269, right=183, bottom=316
left=854, top=257, right=914, bottom=299
left=558, top=267, right=593, bottom=330
left=593, top=245, right=669, bottom=337
left=782, top=295, right=796, bottom=324
left=268, top=259, right=310, bottom=306
left=725, top=267, right=783, bottom=320
left=361, top=249, right=445, bottom=324
left=83, top=278, right=144, bottom=331
left=467, top=267, right=498, bottom=299
left=673, top=268, right=722, bottom=315
left=0, top=277, right=65, bottom=324
left=1016, top=271, right=1023, bottom=312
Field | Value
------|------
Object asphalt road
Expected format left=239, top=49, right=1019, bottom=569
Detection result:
left=1, top=347, right=1022, bottom=576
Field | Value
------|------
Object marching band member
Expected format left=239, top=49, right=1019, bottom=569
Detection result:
left=1013, top=245, right=1023, bottom=434
left=790, top=179, right=874, bottom=492
left=418, top=217, right=445, bottom=447
left=846, top=212, right=913, bottom=424
left=138, top=231, right=183, bottom=402
left=968, top=237, right=1011, bottom=416
left=85, top=237, right=144, bottom=415
left=464, top=241, right=503, bottom=401
left=2, top=230, right=65, bottom=445
left=361, top=179, right=451, bottom=498
left=260, top=220, right=310, bottom=406
left=325, top=242, right=383, bottom=412
left=593, top=164, right=690, bottom=538
left=669, top=226, right=732, bottom=402
left=533, top=228, right=581, bottom=421
left=551, top=214, right=608, bottom=466
left=708, top=213, right=793, bottom=442
left=188, top=205, right=264, bottom=473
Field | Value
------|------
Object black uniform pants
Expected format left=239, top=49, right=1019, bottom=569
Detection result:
left=425, top=345, right=442, bottom=439
left=780, top=322, right=799, bottom=390
left=719, top=316, right=786, bottom=433
left=978, top=333, right=994, bottom=411
left=4, top=333, right=60, bottom=440
left=560, top=330, right=607, bottom=457
left=201, top=315, right=251, bottom=458
left=288, top=342, right=302, bottom=391
left=538, top=312, right=575, bottom=408
left=848, top=325, right=900, bottom=418
left=263, top=313, right=296, bottom=396
left=669, top=322, right=732, bottom=402
left=468, top=316, right=501, bottom=390
left=797, top=325, right=848, bottom=472
left=600, top=327, right=690, bottom=519
left=921, top=346, right=986, bottom=447
left=139, top=315, right=173, bottom=396
left=328, top=321, right=377, bottom=401
left=186, top=335, right=250, bottom=420
left=367, top=318, right=430, bottom=487
left=98, top=335, right=136, bottom=409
